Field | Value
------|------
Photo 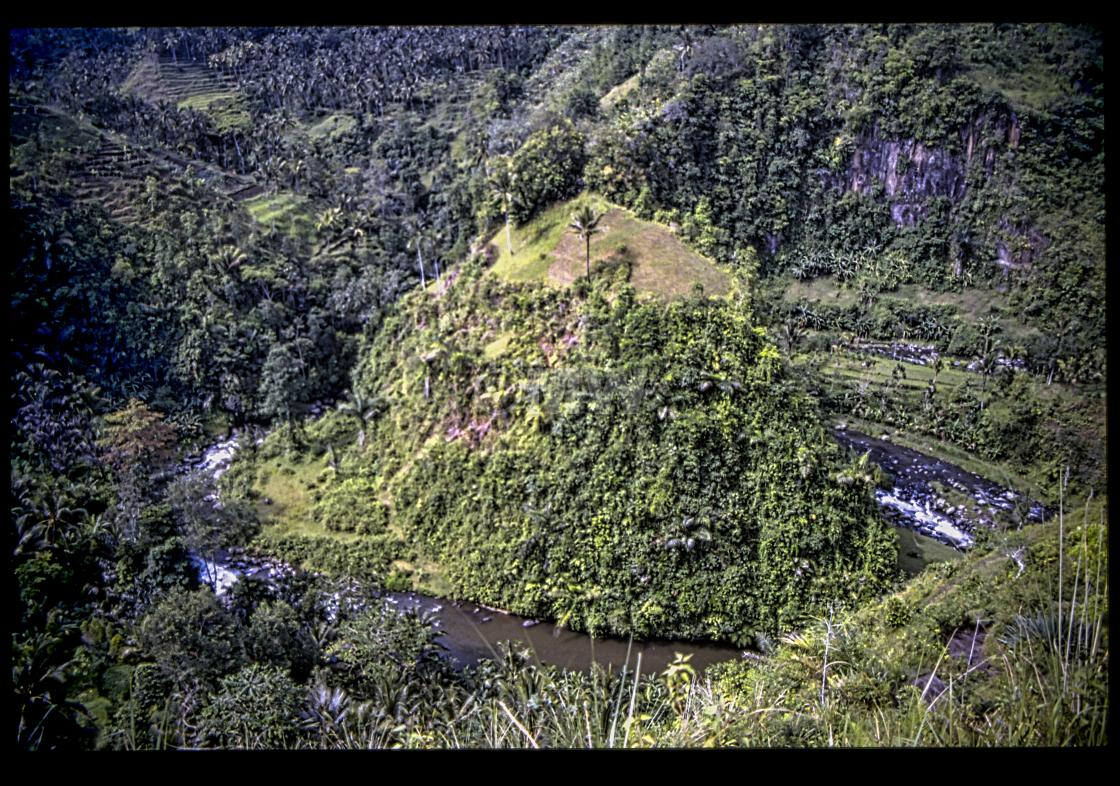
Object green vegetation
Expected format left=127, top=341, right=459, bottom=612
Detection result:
left=261, top=257, right=896, bottom=645
left=600, top=73, right=639, bottom=111
left=9, top=24, right=1105, bottom=749
left=705, top=500, right=1108, bottom=746
left=809, top=348, right=1104, bottom=498
left=243, top=191, right=315, bottom=236
left=177, top=92, right=251, bottom=132
left=305, top=112, right=358, bottom=142
left=489, top=200, right=575, bottom=282
left=490, top=195, right=731, bottom=299
left=248, top=452, right=340, bottom=539
left=122, top=55, right=249, bottom=132
left=482, top=332, right=514, bottom=360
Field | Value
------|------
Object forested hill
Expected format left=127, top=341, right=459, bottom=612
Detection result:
left=10, top=25, right=1106, bottom=750
left=11, top=26, right=1104, bottom=444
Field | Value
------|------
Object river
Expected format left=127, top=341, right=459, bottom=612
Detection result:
left=185, top=433, right=749, bottom=674
left=833, top=427, right=1048, bottom=549
left=185, top=424, right=1046, bottom=673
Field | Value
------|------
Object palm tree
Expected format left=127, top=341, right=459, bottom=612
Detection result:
left=405, top=212, right=432, bottom=288
left=977, top=315, right=1002, bottom=357
left=210, top=244, right=246, bottom=277
left=286, top=157, right=306, bottom=192
left=673, top=26, right=694, bottom=73
left=779, top=320, right=803, bottom=354
left=13, top=484, right=89, bottom=552
left=315, top=206, right=343, bottom=235
left=339, top=389, right=381, bottom=448
left=975, top=349, right=1002, bottom=408
left=930, top=352, right=945, bottom=382
left=491, top=159, right=518, bottom=256
left=427, top=224, right=445, bottom=282
left=569, top=205, right=603, bottom=279
left=1046, top=317, right=1077, bottom=386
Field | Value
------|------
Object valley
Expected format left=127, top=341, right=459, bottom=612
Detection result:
left=10, top=24, right=1106, bottom=749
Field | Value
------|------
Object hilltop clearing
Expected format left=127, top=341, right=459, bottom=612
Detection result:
left=488, top=194, right=731, bottom=300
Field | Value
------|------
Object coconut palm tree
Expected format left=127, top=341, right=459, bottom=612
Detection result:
left=405, top=212, right=434, bottom=288
left=12, top=484, right=89, bottom=552
left=930, top=352, right=945, bottom=382
left=977, top=315, right=1002, bottom=357
left=569, top=205, right=603, bottom=279
left=491, top=159, right=518, bottom=256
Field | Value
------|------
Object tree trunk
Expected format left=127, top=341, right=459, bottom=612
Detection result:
left=505, top=212, right=513, bottom=255
left=416, top=245, right=427, bottom=287
left=586, top=235, right=591, bottom=278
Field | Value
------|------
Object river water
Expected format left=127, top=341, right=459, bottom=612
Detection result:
left=184, top=434, right=749, bottom=673
left=185, top=424, right=1047, bottom=673
left=381, top=591, right=749, bottom=674
left=833, top=427, right=1048, bottom=549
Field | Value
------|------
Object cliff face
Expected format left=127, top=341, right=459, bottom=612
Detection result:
left=849, top=138, right=966, bottom=225
left=838, top=110, right=1049, bottom=275
left=844, top=111, right=1021, bottom=228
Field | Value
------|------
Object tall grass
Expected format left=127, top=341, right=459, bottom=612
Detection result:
left=174, top=480, right=1106, bottom=749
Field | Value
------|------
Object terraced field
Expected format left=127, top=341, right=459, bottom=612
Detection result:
left=13, top=63, right=267, bottom=231
left=243, top=191, right=316, bottom=237
left=10, top=102, right=263, bottom=228
left=72, top=134, right=264, bottom=224
left=123, top=55, right=251, bottom=132
left=69, top=137, right=155, bottom=225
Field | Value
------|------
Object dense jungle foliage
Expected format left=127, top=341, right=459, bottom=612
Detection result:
left=10, top=24, right=1105, bottom=749
left=279, top=261, right=896, bottom=643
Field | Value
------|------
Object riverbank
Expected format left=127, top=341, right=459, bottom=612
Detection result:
left=187, top=435, right=749, bottom=673
left=191, top=411, right=1053, bottom=677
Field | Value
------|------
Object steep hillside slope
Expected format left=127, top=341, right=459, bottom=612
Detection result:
left=707, top=497, right=1108, bottom=745
left=236, top=253, right=897, bottom=644
left=578, top=25, right=1104, bottom=388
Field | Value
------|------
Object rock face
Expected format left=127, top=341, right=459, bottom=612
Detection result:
left=843, top=111, right=1022, bottom=228
left=849, top=137, right=967, bottom=226
left=832, top=111, right=1050, bottom=276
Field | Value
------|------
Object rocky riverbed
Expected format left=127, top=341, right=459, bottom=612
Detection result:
left=846, top=340, right=1026, bottom=373
left=833, top=426, right=1048, bottom=549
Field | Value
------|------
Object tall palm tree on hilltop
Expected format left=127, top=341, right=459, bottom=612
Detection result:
left=569, top=205, right=603, bottom=279
left=491, top=159, right=518, bottom=256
